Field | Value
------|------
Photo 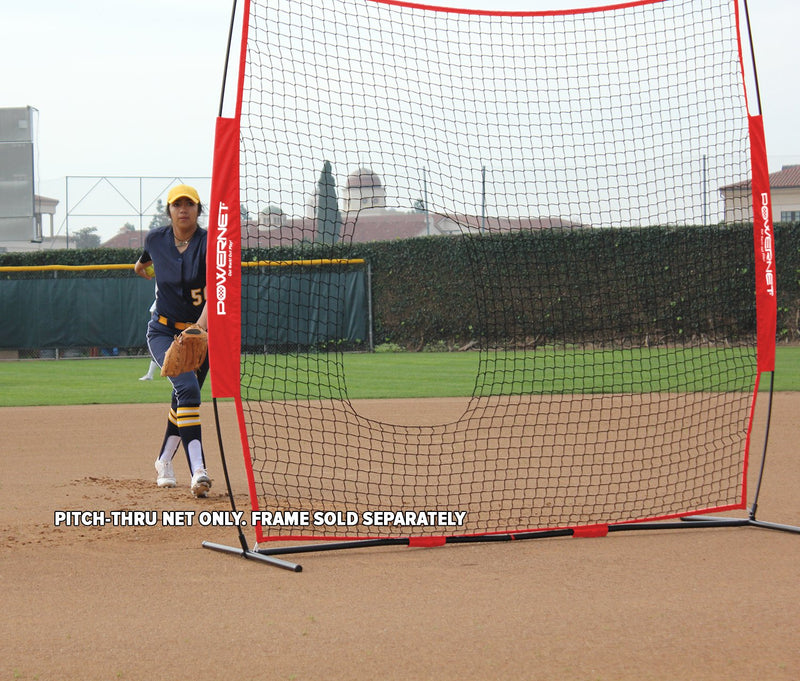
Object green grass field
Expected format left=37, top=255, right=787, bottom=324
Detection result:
left=1, top=346, right=798, bottom=407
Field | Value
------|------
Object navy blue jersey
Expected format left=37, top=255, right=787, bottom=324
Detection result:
left=140, top=225, right=207, bottom=323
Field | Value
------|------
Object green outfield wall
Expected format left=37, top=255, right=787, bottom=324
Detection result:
left=0, top=270, right=368, bottom=351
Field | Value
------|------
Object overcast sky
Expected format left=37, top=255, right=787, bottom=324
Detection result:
left=3, top=0, right=798, bottom=241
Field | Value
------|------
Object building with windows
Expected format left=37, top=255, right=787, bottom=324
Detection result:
left=768, top=164, right=800, bottom=222
left=720, top=164, right=800, bottom=224
left=342, top=167, right=386, bottom=213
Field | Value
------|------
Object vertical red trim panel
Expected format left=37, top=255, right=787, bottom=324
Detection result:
left=207, top=116, right=242, bottom=398
left=748, top=115, right=776, bottom=373
left=207, top=0, right=262, bottom=537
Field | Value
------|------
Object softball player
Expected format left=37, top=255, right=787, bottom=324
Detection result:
left=134, top=184, right=211, bottom=498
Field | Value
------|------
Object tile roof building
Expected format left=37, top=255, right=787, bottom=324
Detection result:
left=720, top=164, right=800, bottom=224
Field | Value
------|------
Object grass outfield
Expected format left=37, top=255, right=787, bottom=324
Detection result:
left=0, top=346, right=798, bottom=407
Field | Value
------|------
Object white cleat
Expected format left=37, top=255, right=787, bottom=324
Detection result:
left=191, top=469, right=211, bottom=498
left=155, top=458, right=177, bottom=488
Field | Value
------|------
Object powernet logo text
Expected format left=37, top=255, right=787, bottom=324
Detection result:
left=215, top=201, right=232, bottom=315
left=760, top=192, right=775, bottom=297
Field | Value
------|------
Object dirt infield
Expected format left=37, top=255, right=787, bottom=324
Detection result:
left=1, top=395, right=799, bottom=681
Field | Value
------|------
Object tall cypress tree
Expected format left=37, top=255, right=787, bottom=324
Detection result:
left=316, top=160, right=342, bottom=245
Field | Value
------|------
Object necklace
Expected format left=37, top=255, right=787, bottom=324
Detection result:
left=173, top=231, right=192, bottom=246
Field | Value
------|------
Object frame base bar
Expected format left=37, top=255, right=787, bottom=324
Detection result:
left=256, top=537, right=410, bottom=557
left=748, top=519, right=800, bottom=534
left=202, top=540, right=302, bottom=572
left=253, top=517, right=800, bottom=559
left=609, top=518, right=751, bottom=532
left=253, top=528, right=578, bottom=558
left=610, top=516, right=800, bottom=534
left=206, top=515, right=799, bottom=570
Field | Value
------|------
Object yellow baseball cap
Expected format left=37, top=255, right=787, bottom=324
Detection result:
left=167, top=184, right=201, bottom=205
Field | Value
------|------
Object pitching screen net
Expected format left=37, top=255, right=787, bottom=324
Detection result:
left=208, top=0, right=775, bottom=543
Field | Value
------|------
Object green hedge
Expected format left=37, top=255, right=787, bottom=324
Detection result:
left=0, top=248, right=137, bottom=279
left=3, top=223, right=799, bottom=348
left=345, top=223, right=799, bottom=348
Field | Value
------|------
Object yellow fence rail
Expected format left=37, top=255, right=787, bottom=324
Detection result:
left=0, top=259, right=366, bottom=273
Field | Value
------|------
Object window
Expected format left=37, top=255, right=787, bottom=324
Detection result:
left=780, top=211, right=800, bottom=223
left=32, top=215, right=43, bottom=243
